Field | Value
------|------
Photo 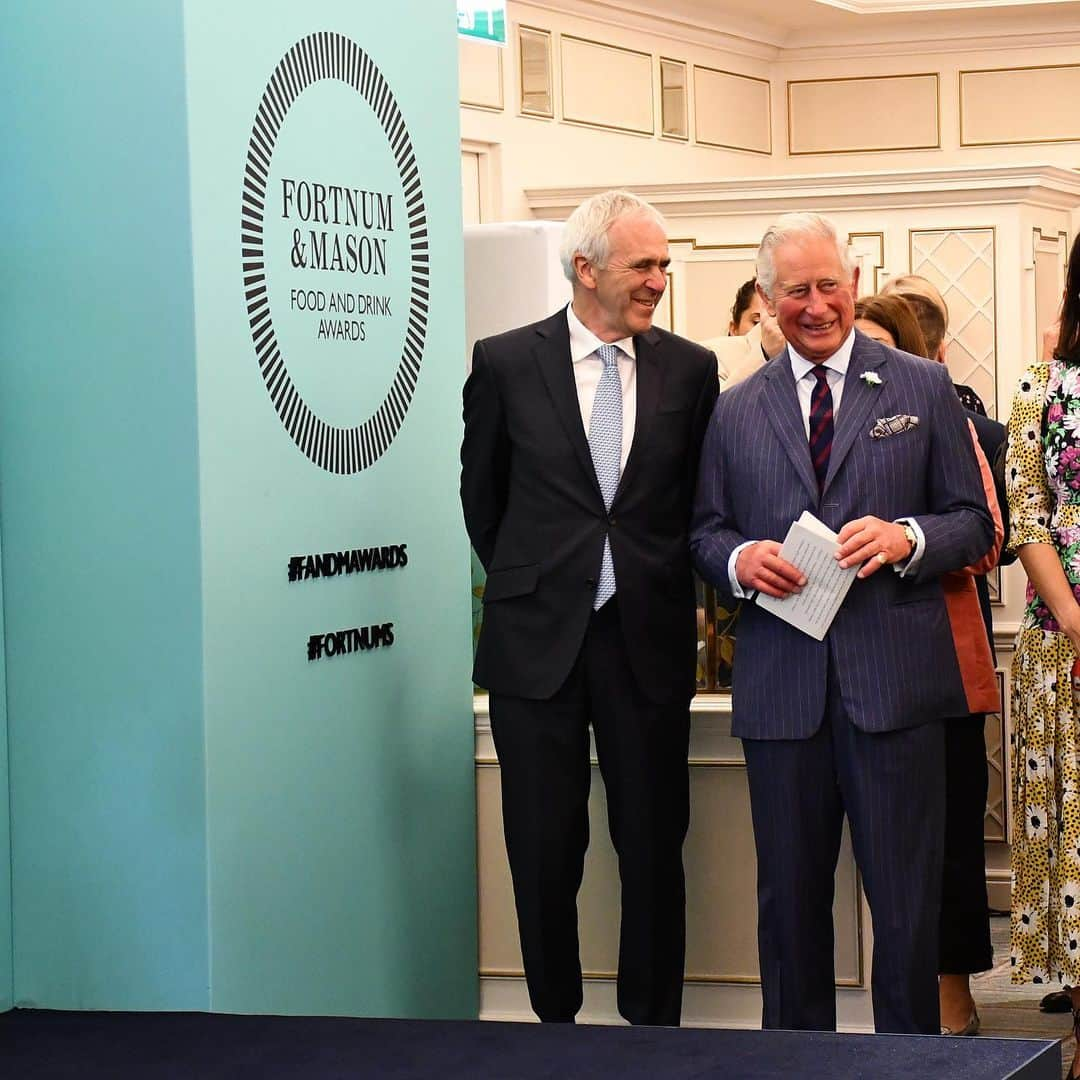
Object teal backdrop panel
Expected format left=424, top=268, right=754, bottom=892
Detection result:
left=183, top=1, right=477, bottom=1016
left=0, top=3, right=209, bottom=1009
left=0, top=534, right=11, bottom=1012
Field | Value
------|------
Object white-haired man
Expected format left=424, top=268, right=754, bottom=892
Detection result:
left=690, top=212, right=993, bottom=1034
left=461, top=190, right=718, bottom=1025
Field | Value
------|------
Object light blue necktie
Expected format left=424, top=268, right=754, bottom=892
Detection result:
left=588, top=343, right=622, bottom=610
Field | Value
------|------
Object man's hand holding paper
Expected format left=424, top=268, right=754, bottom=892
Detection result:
left=835, top=515, right=915, bottom=578
left=755, top=512, right=860, bottom=640
left=734, top=540, right=806, bottom=598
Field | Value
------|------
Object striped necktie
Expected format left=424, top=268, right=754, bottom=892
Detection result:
left=809, top=365, right=833, bottom=492
left=589, top=344, right=622, bottom=609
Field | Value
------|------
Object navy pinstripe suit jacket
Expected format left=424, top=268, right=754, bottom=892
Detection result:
left=690, top=331, right=995, bottom=740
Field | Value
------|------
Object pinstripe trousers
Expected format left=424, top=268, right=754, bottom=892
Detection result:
left=742, top=660, right=946, bottom=1035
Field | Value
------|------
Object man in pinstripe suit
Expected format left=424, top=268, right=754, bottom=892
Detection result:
left=690, top=213, right=994, bottom=1035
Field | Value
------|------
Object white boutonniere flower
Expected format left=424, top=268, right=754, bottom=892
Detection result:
left=860, top=371, right=882, bottom=386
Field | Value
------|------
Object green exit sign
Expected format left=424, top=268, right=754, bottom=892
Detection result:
left=457, top=2, right=506, bottom=45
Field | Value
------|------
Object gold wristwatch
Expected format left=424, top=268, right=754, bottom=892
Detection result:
left=901, top=522, right=918, bottom=558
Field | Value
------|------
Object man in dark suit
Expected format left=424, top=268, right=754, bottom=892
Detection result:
left=690, top=213, right=994, bottom=1035
left=461, top=190, right=718, bottom=1026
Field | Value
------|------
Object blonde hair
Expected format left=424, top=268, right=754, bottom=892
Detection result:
left=881, top=275, right=948, bottom=355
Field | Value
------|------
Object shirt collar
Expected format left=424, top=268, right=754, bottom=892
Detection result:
left=788, top=328, right=856, bottom=383
left=567, top=303, right=636, bottom=364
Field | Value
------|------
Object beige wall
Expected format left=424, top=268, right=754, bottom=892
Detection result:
left=461, top=3, right=1080, bottom=220
left=460, top=2, right=778, bottom=220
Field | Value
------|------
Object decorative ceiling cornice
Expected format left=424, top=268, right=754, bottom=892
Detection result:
left=779, top=28, right=1080, bottom=59
left=818, top=0, right=1076, bottom=12
left=520, top=0, right=784, bottom=57
left=525, top=165, right=1080, bottom=218
left=516, top=0, right=1080, bottom=58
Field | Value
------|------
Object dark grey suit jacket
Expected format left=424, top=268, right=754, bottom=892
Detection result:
left=690, top=331, right=994, bottom=739
left=461, top=308, right=719, bottom=705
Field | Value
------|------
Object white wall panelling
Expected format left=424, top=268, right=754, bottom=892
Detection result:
left=910, top=227, right=997, bottom=416
left=961, top=64, right=1080, bottom=148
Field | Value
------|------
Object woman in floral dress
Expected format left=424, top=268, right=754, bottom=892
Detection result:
left=1007, top=232, right=1080, bottom=1079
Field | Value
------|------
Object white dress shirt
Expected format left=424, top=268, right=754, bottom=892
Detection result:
left=788, top=333, right=854, bottom=438
left=726, top=330, right=923, bottom=598
left=567, top=303, right=636, bottom=471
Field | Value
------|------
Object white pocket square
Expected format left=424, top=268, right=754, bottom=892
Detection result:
left=870, top=414, right=920, bottom=439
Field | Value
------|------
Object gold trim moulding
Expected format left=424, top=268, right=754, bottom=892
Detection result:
left=518, top=24, right=554, bottom=120
left=460, top=36, right=505, bottom=113
left=659, top=55, right=689, bottom=143
left=669, top=239, right=760, bottom=254
left=787, top=73, right=940, bottom=157
left=692, top=63, right=772, bottom=156
left=559, top=117, right=656, bottom=138
left=1033, top=227, right=1071, bottom=243
left=848, top=231, right=885, bottom=294
left=695, top=140, right=771, bottom=156
left=959, top=64, right=1080, bottom=148
left=1031, top=227, right=1070, bottom=363
left=560, top=32, right=655, bottom=137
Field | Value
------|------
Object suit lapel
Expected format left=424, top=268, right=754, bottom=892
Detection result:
left=617, top=328, right=663, bottom=500
left=823, top=331, right=885, bottom=494
left=533, top=310, right=602, bottom=498
left=762, top=350, right=819, bottom=501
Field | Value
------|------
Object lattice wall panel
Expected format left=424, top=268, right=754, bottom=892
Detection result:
left=911, top=228, right=997, bottom=418
left=984, top=670, right=1008, bottom=843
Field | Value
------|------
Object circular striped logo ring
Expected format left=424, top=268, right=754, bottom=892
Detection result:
left=241, top=33, right=428, bottom=474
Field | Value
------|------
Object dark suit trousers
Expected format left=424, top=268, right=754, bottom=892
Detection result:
left=489, top=598, right=691, bottom=1026
left=742, top=662, right=945, bottom=1035
left=940, top=712, right=993, bottom=974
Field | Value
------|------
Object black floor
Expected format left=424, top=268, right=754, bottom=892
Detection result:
left=0, top=1010, right=1061, bottom=1079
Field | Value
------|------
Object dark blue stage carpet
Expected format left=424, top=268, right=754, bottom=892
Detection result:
left=0, top=1010, right=1060, bottom=1078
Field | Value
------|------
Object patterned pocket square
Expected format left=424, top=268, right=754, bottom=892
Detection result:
left=870, top=414, right=920, bottom=439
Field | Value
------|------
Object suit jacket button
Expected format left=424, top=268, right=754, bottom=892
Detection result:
left=608, top=516, right=616, bottom=527
left=586, top=578, right=596, bottom=589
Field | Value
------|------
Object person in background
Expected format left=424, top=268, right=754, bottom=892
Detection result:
left=863, top=288, right=1006, bottom=1032
left=703, top=278, right=787, bottom=391
left=729, top=277, right=765, bottom=336
left=1035, top=304, right=1072, bottom=1017
left=1006, top=237, right=1080, bottom=1079
left=691, top=212, right=993, bottom=1034
left=696, top=280, right=790, bottom=689
left=932, top=428, right=1004, bottom=1038
left=854, top=294, right=928, bottom=358
left=863, top=285, right=1005, bottom=1034
left=461, top=190, right=718, bottom=1026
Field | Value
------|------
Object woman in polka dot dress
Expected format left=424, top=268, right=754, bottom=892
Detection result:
left=1007, top=232, right=1080, bottom=1078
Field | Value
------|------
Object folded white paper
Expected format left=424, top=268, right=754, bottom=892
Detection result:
left=756, top=511, right=858, bottom=640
